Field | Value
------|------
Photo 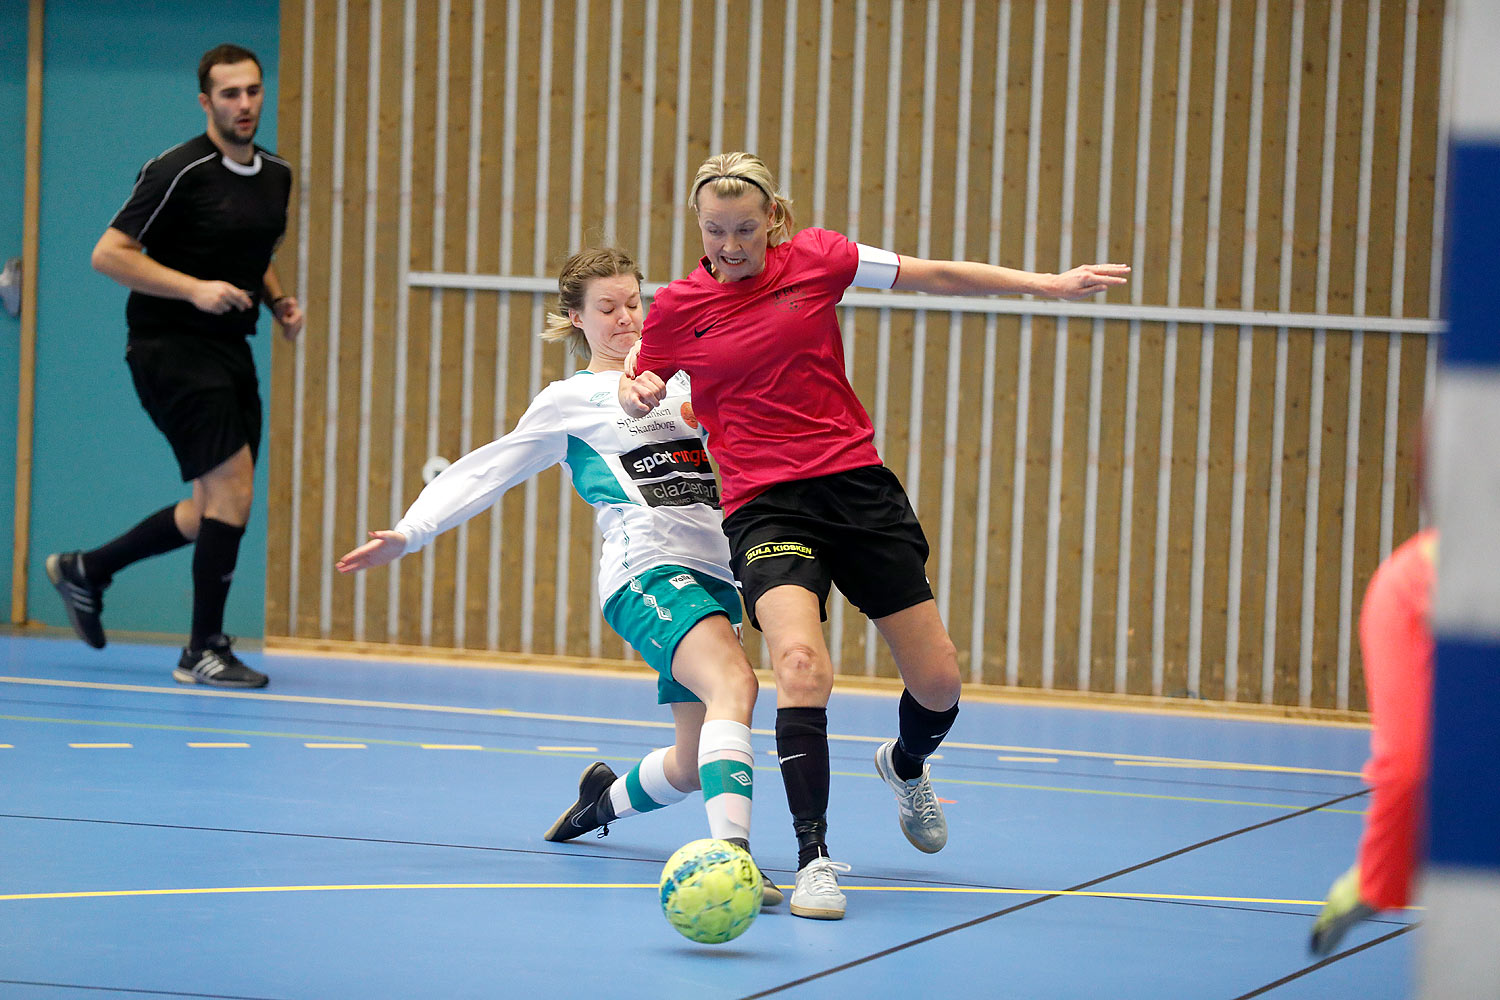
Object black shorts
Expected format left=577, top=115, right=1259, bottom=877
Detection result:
left=126, top=332, right=262, bottom=482
left=722, top=464, right=933, bottom=630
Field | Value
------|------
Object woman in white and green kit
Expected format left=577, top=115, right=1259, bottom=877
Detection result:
left=335, top=246, right=778, bottom=906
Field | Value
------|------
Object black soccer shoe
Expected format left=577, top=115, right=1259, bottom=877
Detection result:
left=543, top=761, right=618, bottom=842
left=725, top=838, right=784, bottom=908
left=757, top=864, right=785, bottom=908
left=173, top=634, right=269, bottom=689
left=45, top=551, right=108, bottom=649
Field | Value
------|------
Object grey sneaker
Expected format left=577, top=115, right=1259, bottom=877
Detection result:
left=874, top=739, right=948, bottom=853
left=789, top=856, right=851, bottom=920
left=173, top=635, right=268, bottom=689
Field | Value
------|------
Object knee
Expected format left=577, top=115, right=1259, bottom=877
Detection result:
left=229, top=487, right=255, bottom=522
left=705, top=658, right=759, bottom=718
left=206, top=480, right=255, bottom=525
left=228, top=471, right=256, bottom=516
left=175, top=497, right=205, bottom=539
left=729, top=662, right=759, bottom=709
left=772, top=642, right=832, bottom=703
left=907, top=637, right=961, bottom=710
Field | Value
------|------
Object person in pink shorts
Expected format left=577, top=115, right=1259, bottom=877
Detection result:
left=1311, top=529, right=1436, bottom=954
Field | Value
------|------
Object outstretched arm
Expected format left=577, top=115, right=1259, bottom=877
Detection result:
left=892, top=258, right=1130, bottom=300
left=336, top=530, right=408, bottom=573
left=334, top=391, right=567, bottom=571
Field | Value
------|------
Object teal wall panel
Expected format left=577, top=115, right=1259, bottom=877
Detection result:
left=0, top=4, right=27, bottom=620
left=25, top=0, right=281, bottom=644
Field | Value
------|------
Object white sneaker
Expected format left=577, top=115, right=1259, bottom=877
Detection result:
left=874, top=739, right=948, bottom=853
left=789, top=856, right=852, bottom=920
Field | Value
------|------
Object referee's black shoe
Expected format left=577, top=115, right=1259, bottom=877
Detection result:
left=174, top=635, right=269, bottom=689
left=45, top=551, right=108, bottom=649
left=544, top=761, right=618, bottom=842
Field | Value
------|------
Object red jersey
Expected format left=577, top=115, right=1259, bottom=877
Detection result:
left=635, top=227, right=884, bottom=514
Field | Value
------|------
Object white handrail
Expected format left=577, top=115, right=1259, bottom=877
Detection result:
left=405, top=270, right=1443, bottom=334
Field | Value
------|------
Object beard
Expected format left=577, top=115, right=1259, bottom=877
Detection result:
left=214, top=109, right=259, bottom=147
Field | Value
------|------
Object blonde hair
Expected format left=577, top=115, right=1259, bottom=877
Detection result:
left=689, top=152, right=795, bottom=245
left=541, top=247, right=645, bottom=359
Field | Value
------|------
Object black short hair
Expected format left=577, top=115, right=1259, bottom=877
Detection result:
left=198, top=44, right=262, bottom=94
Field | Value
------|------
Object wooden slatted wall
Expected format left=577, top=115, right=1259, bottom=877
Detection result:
left=269, top=0, right=1448, bottom=711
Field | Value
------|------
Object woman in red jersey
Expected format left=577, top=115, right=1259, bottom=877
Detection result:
left=619, top=151, right=1129, bottom=920
left=1310, top=529, right=1436, bottom=954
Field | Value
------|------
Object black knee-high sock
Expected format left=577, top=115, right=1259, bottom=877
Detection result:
left=82, top=505, right=190, bottom=585
left=776, top=706, right=831, bottom=868
left=190, top=518, right=245, bottom=650
left=890, top=689, right=960, bottom=780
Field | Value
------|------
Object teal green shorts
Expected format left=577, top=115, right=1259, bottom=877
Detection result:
left=603, top=565, right=743, bottom=705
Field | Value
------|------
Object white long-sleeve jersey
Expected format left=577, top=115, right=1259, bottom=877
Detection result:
left=393, top=369, right=734, bottom=608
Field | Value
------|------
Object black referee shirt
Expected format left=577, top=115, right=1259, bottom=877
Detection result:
left=109, top=133, right=292, bottom=339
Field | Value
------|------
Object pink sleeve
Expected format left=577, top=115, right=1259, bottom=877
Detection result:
left=636, top=295, right=681, bottom=381
left=1356, top=531, right=1435, bottom=910
left=802, top=227, right=861, bottom=290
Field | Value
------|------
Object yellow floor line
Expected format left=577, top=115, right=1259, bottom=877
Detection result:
left=0, top=882, right=1378, bottom=909
left=0, top=674, right=1366, bottom=777
left=0, top=713, right=1369, bottom=815
left=1114, top=760, right=1360, bottom=776
left=0, top=675, right=676, bottom=731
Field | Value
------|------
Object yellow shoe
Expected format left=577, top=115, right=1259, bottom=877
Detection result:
left=1309, top=865, right=1377, bottom=955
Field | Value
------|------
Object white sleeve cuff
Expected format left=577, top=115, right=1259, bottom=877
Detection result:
left=853, top=243, right=901, bottom=289
left=391, top=517, right=429, bottom=555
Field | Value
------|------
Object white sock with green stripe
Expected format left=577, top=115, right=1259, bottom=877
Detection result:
left=607, top=747, right=690, bottom=820
left=698, top=719, right=754, bottom=842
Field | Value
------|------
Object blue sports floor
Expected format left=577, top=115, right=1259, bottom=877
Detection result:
left=1, top=635, right=1416, bottom=999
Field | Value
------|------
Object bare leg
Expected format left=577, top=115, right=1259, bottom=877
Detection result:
left=872, top=599, right=961, bottom=711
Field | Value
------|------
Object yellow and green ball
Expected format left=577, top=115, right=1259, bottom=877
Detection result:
left=659, top=838, right=763, bottom=944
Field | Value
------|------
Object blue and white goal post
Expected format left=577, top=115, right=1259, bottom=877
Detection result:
left=1423, top=2, right=1500, bottom=997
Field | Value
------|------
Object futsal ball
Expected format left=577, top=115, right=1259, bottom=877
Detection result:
left=659, top=838, right=763, bottom=944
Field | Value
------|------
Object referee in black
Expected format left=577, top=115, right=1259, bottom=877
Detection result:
left=46, top=44, right=301, bottom=688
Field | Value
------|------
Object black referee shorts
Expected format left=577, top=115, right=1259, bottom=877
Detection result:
left=722, top=464, right=934, bottom=631
left=126, top=332, right=262, bottom=482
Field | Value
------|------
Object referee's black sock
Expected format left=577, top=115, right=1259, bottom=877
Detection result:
left=189, top=517, right=245, bottom=651
left=82, top=504, right=190, bottom=586
left=890, top=689, right=960, bottom=781
left=776, top=706, right=832, bottom=869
